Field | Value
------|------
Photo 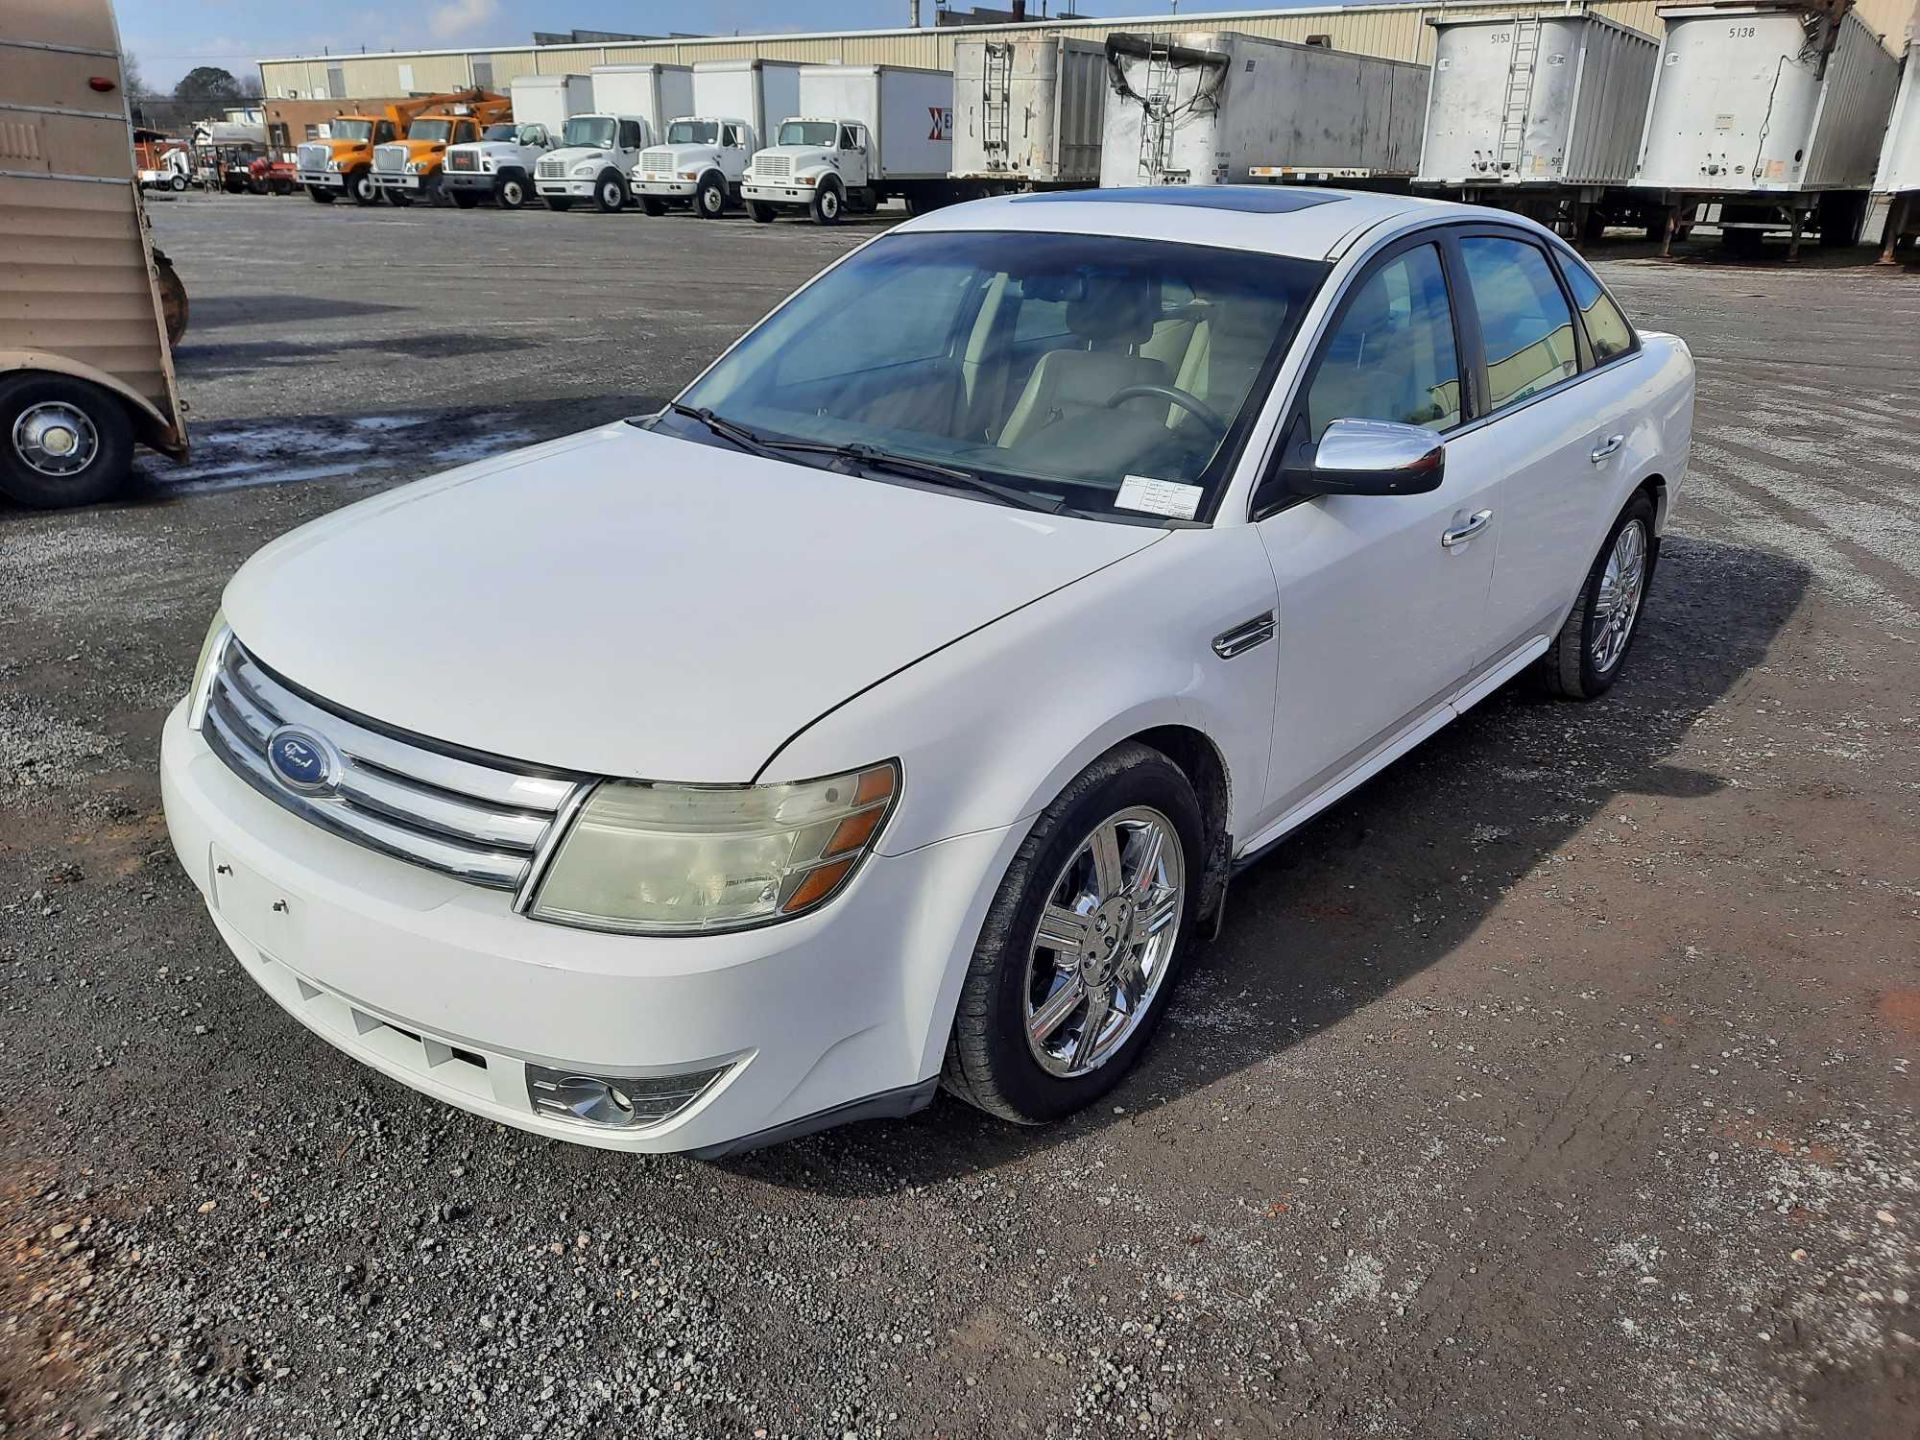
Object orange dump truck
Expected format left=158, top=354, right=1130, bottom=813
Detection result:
left=371, top=92, right=511, bottom=205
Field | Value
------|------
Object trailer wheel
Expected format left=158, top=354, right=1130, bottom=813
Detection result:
left=594, top=172, right=626, bottom=212
left=640, top=194, right=667, bottom=217
left=307, top=185, right=335, bottom=204
left=748, top=201, right=777, bottom=224
left=496, top=175, right=528, bottom=209
left=810, top=179, right=844, bottom=225
left=348, top=168, right=380, bottom=205
left=0, top=375, right=135, bottom=510
left=695, top=175, right=727, bottom=219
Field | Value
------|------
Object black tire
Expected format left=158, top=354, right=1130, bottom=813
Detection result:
left=385, top=189, right=412, bottom=207
left=307, top=185, right=335, bottom=204
left=942, top=742, right=1205, bottom=1125
left=748, top=200, right=777, bottom=224
left=546, top=196, right=572, bottom=212
left=496, top=174, right=528, bottom=209
left=348, top=169, right=380, bottom=206
left=168, top=173, right=188, bottom=192
left=1539, top=490, right=1659, bottom=701
left=593, top=172, right=625, bottom=212
left=0, top=375, right=136, bottom=510
left=639, top=194, right=666, bottom=216
left=810, top=179, right=844, bottom=225
left=694, top=175, right=727, bottom=219
left=450, top=189, right=481, bottom=209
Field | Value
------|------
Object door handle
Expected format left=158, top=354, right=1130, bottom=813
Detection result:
left=1590, top=434, right=1625, bottom=463
left=1440, top=510, right=1492, bottom=549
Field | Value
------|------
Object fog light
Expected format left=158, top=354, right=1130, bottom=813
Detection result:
left=526, top=1061, right=730, bottom=1129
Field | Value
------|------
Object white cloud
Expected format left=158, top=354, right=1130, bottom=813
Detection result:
left=427, top=0, right=500, bottom=41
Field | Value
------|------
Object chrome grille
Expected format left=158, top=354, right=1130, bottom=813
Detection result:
left=296, top=142, right=330, bottom=171
left=537, top=156, right=567, bottom=179
left=373, top=143, right=409, bottom=174
left=446, top=148, right=478, bottom=171
left=755, top=155, right=791, bottom=181
left=638, top=148, right=673, bottom=175
left=199, top=637, right=582, bottom=892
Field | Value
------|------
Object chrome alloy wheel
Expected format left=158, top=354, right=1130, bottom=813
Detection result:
left=1024, top=806, right=1185, bottom=1079
left=1591, top=518, right=1649, bottom=673
left=12, top=402, right=98, bottom=477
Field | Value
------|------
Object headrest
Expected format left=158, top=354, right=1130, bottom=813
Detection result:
left=1068, top=272, right=1161, bottom=346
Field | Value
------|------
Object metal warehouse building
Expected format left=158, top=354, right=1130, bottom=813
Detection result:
left=258, top=0, right=1918, bottom=101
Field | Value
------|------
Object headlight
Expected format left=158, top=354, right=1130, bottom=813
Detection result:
left=529, top=761, right=898, bottom=935
left=572, top=162, right=598, bottom=176
left=326, top=158, right=341, bottom=172
left=405, top=160, right=422, bottom=174
left=678, top=169, right=700, bottom=180
left=186, top=610, right=230, bottom=731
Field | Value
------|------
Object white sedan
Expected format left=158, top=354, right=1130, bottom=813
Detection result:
left=160, top=189, right=1694, bottom=1155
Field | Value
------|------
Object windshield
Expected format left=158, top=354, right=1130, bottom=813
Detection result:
left=331, top=119, right=373, bottom=142
left=668, top=120, right=719, bottom=145
left=562, top=116, right=616, bottom=149
left=408, top=119, right=453, bottom=143
left=670, top=230, right=1325, bottom=522
left=777, top=121, right=838, bottom=147
left=482, top=123, right=515, bottom=141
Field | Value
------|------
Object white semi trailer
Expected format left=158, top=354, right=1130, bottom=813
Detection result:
left=1633, top=1, right=1900, bottom=256
left=536, top=64, right=692, bottom=212
left=1870, top=17, right=1918, bottom=262
left=951, top=35, right=1107, bottom=189
left=1099, top=31, right=1430, bottom=188
left=631, top=59, right=803, bottom=218
left=742, top=64, right=962, bottom=224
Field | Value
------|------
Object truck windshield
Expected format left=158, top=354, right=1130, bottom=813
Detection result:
left=408, top=119, right=454, bottom=143
left=330, top=119, right=374, bottom=142
left=562, top=116, right=617, bottom=149
left=668, top=120, right=719, bottom=144
left=669, top=230, right=1327, bottom=523
left=777, top=121, right=838, bottom=147
left=482, top=123, right=516, bottom=141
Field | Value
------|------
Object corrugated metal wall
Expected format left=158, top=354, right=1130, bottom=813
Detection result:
left=258, top=0, right=1915, bottom=101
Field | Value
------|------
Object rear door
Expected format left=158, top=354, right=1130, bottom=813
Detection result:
left=1449, top=227, right=1645, bottom=670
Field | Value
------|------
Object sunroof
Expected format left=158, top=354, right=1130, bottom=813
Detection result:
left=1010, top=186, right=1347, bottom=215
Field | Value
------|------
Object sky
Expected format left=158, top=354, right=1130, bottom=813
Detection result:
left=117, top=0, right=1205, bottom=92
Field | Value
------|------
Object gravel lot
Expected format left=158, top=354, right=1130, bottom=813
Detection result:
left=2, top=194, right=1916, bottom=1440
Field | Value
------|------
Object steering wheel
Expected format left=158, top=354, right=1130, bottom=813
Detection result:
left=1103, top=383, right=1226, bottom=431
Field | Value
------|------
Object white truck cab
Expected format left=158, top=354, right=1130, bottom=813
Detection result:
left=631, top=117, right=760, bottom=217
left=442, top=122, right=554, bottom=210
left=535, top=114, right=653, bottom=212
left=743, top=118, right=873, bottom=224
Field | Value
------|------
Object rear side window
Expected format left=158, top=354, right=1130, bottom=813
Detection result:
left=1304, top=244, right=1461, bottom=439
left=1560, top=258, right=1636, bottom=365
left=1460, top=236, right=1579, bottom=411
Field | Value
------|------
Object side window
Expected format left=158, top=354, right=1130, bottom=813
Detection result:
left=1559, top=257, right=1636, bottom=365
left=454, top=121, right=476, bottom=144
left=840, top=126, right=860, bottom=150
left=375, top=121, right=396, bottom=144
left=1304, top=244, right=1461, bottom=440
left=618, top=120, right=644, bottom=149
left=722, top=124, right=743, bottom=148
left=1460, top=236, right=1579, bottom=410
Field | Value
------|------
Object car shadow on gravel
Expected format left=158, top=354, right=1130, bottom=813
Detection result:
left=723, top=533, right=1811, bottom=1194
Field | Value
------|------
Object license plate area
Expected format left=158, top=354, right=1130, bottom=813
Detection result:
left=210, top=846, right=301, bottom=964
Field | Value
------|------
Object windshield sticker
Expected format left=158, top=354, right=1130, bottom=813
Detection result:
left=1117, top=475, right=1203, bottom=520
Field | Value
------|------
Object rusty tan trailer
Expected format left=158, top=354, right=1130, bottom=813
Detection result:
left=0, top=0, right=187, bottom=507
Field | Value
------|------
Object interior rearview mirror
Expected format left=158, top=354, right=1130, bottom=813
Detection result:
left=1283, top=418, right=1446, bottom=499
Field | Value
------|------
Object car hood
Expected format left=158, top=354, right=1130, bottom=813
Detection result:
left=223, top=423, right=1162, bottom=782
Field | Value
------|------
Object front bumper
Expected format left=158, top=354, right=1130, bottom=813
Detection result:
left=742, top=181, right=817, bottom=206
left=160, top=701, right=1015, bottom=1155
left=299, top=171, right=344, bottom=189
left=632, top=177, right=696, bottom=199
left=373, top=173, right=423, bottom=191
left=443, top=171, right=495, bottom=191
left=536, top=177, right=599, bottom=197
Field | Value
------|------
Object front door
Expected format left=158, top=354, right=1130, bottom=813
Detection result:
left=1253, top=237, right=1500, bottom=827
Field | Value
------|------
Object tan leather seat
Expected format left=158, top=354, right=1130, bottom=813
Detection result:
left=999, top=274, right=1170, bottom=451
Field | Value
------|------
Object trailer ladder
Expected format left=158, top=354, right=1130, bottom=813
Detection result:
left=982, top=42, right=1012, bottom=154
left=1137, top=34, right=1178, bottom=183
left=1497, top=17, right=1542, bottom=176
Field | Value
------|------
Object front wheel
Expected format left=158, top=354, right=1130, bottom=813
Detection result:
left=496, top=175, right=528, bottom=209
left=748, top=200, right=777, bottom=224
left=943, top=742, right=1203, bottom=1125
left=594, top=173, right=626, bottom=212
left=0, top=375, right=135, bottom=509
left=694, top=175, right=727, bottom=219
left=1540, top=491, right=1658, bottom=700
left=810, top=181, right=843, bottom=225
left=168, top=173, right=187, bottom=192
left=385, top=189, right=412, bottom=208
left=348, top=169, right=380, bottom=205
left=307, top=185, right=335, bottom=204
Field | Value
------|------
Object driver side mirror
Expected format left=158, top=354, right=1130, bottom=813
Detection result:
left=1264, top=418, right=1445, bottom=513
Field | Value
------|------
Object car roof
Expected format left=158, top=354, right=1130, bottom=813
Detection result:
left=902, top=187, right=1535, bottom=261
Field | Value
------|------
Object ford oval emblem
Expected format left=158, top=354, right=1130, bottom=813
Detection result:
left=266, top=725, right=340, bottom=794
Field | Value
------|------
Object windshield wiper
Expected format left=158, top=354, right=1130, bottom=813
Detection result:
left=662, top=405, right=1062, bottom=514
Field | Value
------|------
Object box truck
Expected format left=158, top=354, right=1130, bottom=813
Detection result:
left=1871, top=18, right=1918, bottom=261
left=1, top=0, right=187, bottom=508
left=443, top=76, right=587, bottom=210
left=1634, top=1, right=1900, bottom=255
left=536, top=65, right=693, bottom=212
left=952, top=36, right=1106, bottom=188
left=1100, top=31, right=1430, bottom=188
left=631, top=60, right=803, bottom=218
left=742, top=64, right=961, bottom=223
